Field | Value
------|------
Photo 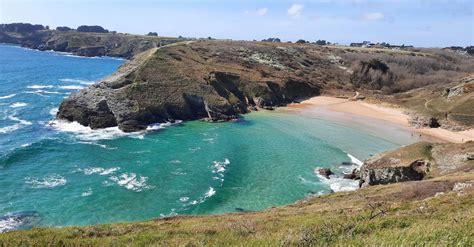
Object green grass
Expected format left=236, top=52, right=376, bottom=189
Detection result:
left=1, top=172, right=472, bottom=246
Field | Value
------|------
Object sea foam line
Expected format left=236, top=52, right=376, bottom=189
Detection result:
left=314, top=167, right=359, bottom=192
left=0, top=94, right=16, bottom=99
left=25, top=174, right=67, bottom=189
left=47, top=119, right=182, bottom=141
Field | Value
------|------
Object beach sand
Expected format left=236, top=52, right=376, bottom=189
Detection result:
left=284, top=96, right=473, bottom=144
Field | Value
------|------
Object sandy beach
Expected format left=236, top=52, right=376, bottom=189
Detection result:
left=285, top=96, right=474, bottom=144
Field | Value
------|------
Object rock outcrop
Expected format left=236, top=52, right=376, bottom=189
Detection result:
left=0, top=23, right=183, bottom=58
left=359, top=141, right=474, bottom=187
left=57, top=41, right=342, bottom=131
left=359, top=142, right=433, bottom=187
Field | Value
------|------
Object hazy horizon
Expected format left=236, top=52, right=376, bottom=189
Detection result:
left=0, top=0, right=473, bottom=47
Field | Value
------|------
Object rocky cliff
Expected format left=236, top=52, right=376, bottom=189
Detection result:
left=0, top=23, right=182, bottom=58
left=360, top=141, right=474, bottom=187
left=57, top=41, right=346, bottom=131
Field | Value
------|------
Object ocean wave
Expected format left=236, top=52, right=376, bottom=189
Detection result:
left=59, top=78, right=96, bottom=85
left=0, top=94, right=16, bottom=99
left=204, top=187, right=216, bottom=198
left=0, top=116, right=32, bottom=134
left=314, top=168, right=359, bottom=192
left=109, top=173, right=152, bottom=192
left=78, top=166, right=120, bottom=176
left=9, top=115, right=33, bottom=126
left=49, top=107, right=59, bottom=116
left=27, top=85, right=54, bottom=89
left=10, top=102, right=28, bottom=108
left=346, top=153, right=364, bottom=166
left=25, top=90, right=63, bottom=96
left=58, top=85, right=85, bottom=90
left=48, top=119, right=181, bottom=141
left=47, top=120, right=132, bottom=141
left=0, top=211, right=39, bottom=233
left=210, top=158, right=230, bottom=174
left=0, top=124, right=22, bottom=134
left=81, top=188, right=93, bottom=197
left=25, top=174, right=67, bottom=189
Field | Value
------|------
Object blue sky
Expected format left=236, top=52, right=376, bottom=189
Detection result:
left=0, top=0, right=472, bottom=47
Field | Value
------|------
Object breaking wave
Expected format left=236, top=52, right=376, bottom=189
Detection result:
left=0, top=94, right=16, bottom=99
left=25, top=174, right=67, bottom=189
left=109, top=173, right=152, bottom=192
left=27, top=85, right=54, bottom=89
left=59, top=78, right=96, bottom=85
left=58, top=85, right=85, bottom=90
left=10, top=102, right=28, bottom=108
left=314, top=168, right=359, bottom=192
left=48, top=119, right=181, bottom=141
left=0, top=211, right=40, bottom=233
left=0, top=115, right=32, bottom=134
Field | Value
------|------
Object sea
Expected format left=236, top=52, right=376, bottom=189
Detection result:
left=0, top=44, right=413, bottom=232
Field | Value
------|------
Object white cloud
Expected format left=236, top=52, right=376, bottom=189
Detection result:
left=257, top=8, right=268, bottom=16
left=362, top=12, right=385, bottom=21
left=288, top=4, right=304, bottom=18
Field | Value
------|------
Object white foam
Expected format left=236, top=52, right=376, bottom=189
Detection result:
left=25, top=174, right=67, bottom=189
left=0, top=215, right=22, bottom=233
left=204, top=187, right=216, bottom=198
left=27, top=85, right=54, bottom=89
left=0, top=116, right=32, bottom=134
left=48, top=119, right=181, bottom=141
left=81, top=188, right=93, bottom=197
left=346, top=153, right=364, bottom=166
left=179, top=197, right=189, bottom=202
left=48, top=120, right=131, bottom=141
left=58, top=85, right=85, bottom=90
left=314, top=168, right=358, bottom=192
left=0, top=212, right=38, bottom=233
left=10, top=102, right=28, bottom=108
left=49, top=107, right=59, bottom=116
left=210, top=158, right=230, bottom=174
left=109, top=173, right=152, bottom=192
left=80, top=167, right=120, bottom=176
left=0, top=94, right=16, bottom=99
left=59, top=78, right=96, bottom=85
left=26, top=90, right=62, bottom=95
left=0, top=124, right=22, bottom=134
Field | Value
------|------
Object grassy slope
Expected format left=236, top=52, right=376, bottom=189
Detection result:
left=1, top=172, right=472, bottom=246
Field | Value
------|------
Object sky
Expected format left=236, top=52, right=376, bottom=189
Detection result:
left=0, top=0, right=473, bottom=47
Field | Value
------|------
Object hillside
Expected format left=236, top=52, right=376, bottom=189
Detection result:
left=1, top=142, right=472, bottom=245
left=54, top=39, right=474, bottom=132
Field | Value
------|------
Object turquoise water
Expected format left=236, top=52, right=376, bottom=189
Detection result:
left=0, top=44, right=409, bottom=232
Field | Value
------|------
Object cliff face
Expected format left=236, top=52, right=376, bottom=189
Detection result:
left=0, top=25, right=182, bottom=58
left=57, top=41, right=345, bottom=131
left=360, top=141, right=474, bottom=187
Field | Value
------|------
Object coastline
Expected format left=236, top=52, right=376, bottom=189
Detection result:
left=283, top=96, right=474, bottom=144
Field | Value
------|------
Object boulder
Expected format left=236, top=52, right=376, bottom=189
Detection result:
left=317, top=168, right=333, bottom=179
left=343, top=169, right=360, bottom=180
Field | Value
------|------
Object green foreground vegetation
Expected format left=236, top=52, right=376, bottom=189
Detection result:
left=1, top=172, right=472, bottom=246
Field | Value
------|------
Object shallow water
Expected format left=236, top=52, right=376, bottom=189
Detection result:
left=0, top=44, right=413, bottom=232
